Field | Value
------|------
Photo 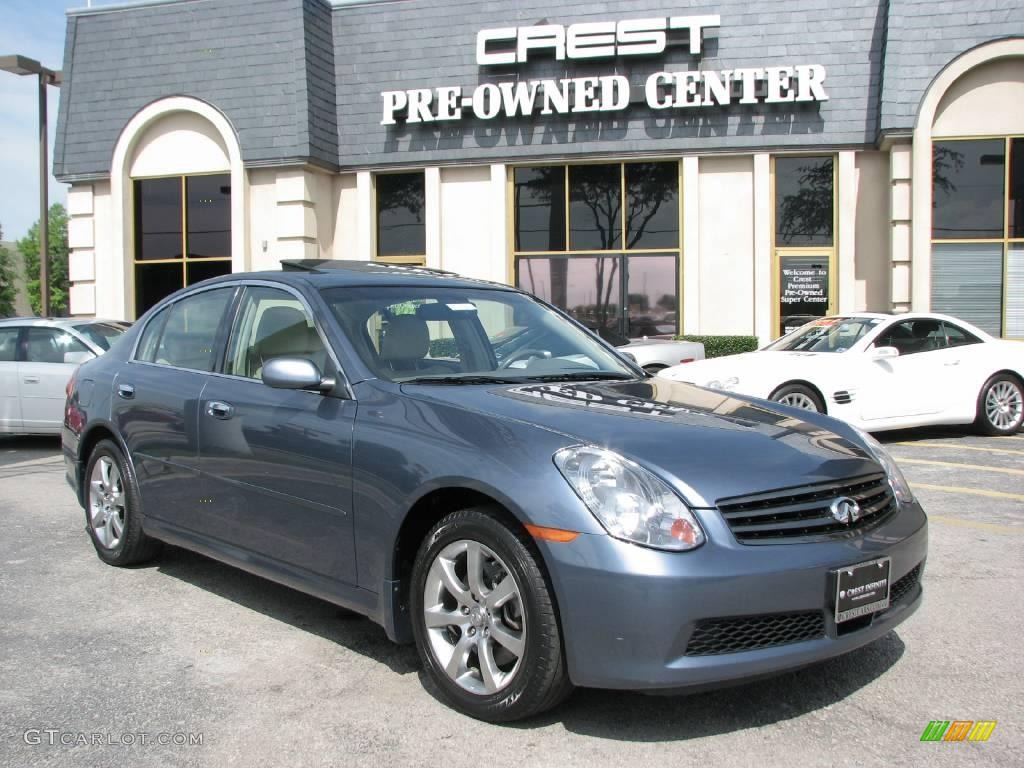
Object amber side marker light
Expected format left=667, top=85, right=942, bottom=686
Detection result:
left=525, top=524, right=579, bottom=543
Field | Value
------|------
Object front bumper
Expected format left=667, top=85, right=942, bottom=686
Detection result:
left=542, top=501, right=928, bottom=690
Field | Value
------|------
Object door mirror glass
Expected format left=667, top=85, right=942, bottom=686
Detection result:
left=870, top=345, right=900, bottom=360
left=261, top=357, right=328, bottom=391
left=63, top=350, right=94, bottom=365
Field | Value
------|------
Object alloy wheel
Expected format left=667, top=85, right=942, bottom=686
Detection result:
left=985, top=380, right=1023, bottom=431
left=89, top=456, right=125, bottom=549
left=422, top=540, right=526, bottom=695
left=776, top=392, right=819, bottom=411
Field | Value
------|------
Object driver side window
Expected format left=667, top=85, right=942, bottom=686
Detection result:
left=224, top=287, right=329, bottom=380
left=875, top=319, right=945, bottom=356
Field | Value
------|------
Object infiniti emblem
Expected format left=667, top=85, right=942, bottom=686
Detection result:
left=830, top=496, right=862, bottom=524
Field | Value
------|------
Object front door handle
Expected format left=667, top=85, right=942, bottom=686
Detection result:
left=943, top=359, right=960, bottom=366
left=206, top=400, right=234, bottom=420
left=23, top=376, right=40, bottom=384
left=117, top=383, right=135, bottom=399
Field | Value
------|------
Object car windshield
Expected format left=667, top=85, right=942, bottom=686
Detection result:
left=321, top=286, right=636, bottom=383
left=73, top=322, right=127, bottom=351
left=764, top=317, right=881, bottom=353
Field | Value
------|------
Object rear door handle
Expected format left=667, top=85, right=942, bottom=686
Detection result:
left=117, top=383, right=135, bottom=399
left=943, top=360, right=960, bottom=366
left=23, top=376, right=40, bottom=384
left=206, top=401, right=234, bottom=420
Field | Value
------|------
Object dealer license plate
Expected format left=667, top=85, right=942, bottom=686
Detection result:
left=834, top=557, right=891, bottom=623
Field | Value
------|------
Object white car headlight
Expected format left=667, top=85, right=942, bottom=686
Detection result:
left=553, top=446, right=705, bottom=551
left=852, top=427, right=914, bottom=505
left=705, top=376, right=740, bottom=391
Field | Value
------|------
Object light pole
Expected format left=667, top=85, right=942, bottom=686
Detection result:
left=0, top=55, right=62, bottom=317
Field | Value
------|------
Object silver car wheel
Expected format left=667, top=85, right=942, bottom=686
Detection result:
left=422, top=540, right=526, bottom=696
left=776, top=392, right=819, bottom=411
left=985, top=380, right=1023, bottom=431
left=89, top=456, right=125, bottom=549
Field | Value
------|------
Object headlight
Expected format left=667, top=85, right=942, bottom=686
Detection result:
left=553, top=446, right=705, bottom=551
left=852, top=428, right=914, bottom=504
left=705, top=377, right=739, bottom=391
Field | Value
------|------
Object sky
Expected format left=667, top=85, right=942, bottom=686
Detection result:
left=0, top=0, right=89, bottom=242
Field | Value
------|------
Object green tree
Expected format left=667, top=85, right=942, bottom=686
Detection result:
left=0, top=225, right=17, bottom=317
left=18, top=203, right=69, bottom=316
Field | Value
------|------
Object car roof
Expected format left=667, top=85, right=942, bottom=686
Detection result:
left=198, top=260, right=518, bottom=293
left=0, top=316, right=126, bottom=329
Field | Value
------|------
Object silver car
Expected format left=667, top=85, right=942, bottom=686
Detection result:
left=0, top=317, right=128, bottom=435
left=590, top=325, right=705, bottom=373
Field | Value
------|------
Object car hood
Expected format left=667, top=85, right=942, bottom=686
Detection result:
left=402, top=378, right=879, bottom=506
left=661, top=350, right=824, bottom=383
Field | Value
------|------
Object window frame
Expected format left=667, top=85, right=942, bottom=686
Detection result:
left=374, top=169, right=427, bottom=265
left=771, top=153, right=838, bottom=339
left=509, top=160, right=684, bottom=339
left=0, top=326, right=25, bottom=363
left=930, top=134, right=1024, bottom=340
left=131, top=171, right=234, bottom=318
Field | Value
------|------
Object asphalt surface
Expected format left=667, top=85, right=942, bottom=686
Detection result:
left=1, top=429, right=1021, bottom=768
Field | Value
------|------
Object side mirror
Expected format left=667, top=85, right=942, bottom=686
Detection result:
left=870, top=345, right=899, bottom=360
left=621, top=351, right=637, bottom=362
left=64, top=350, right=94, bottom=365
left=261, top=358, right=334, bottom=392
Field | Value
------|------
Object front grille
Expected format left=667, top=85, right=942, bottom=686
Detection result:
left=890, top=562, right=923, bottom=605
left=685, top=611, right=825, bottom=656
left=717, top=473, right=897, bottom=544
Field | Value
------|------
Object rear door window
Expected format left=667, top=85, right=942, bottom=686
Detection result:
left=0, top=328, right=20, bottom=362
left=145, top=287, right=235, bottom=371
left=23, top=328, right=93, bottom=364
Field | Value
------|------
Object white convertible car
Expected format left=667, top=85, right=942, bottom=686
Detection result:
left=657, top=313, right=1024, bottom=435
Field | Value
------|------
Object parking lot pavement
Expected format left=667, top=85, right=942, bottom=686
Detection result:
left=1, top=432, right=1021, bottom=768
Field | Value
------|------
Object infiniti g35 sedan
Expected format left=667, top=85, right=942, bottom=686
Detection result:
left=63, top=261, right=927, bottom=722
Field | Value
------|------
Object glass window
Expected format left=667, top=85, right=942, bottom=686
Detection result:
left=625, top=162, right=679, bottom=250
left=518, top=256, right=623, bottom=336
left=941, top=321, right=981, bottom=348
left=778, top=255, right=831, bottom=336
left=1010, top=138, right=1024, bottom=239
left=73, top=323, right=126, bottom=351
left=151, top=287, right=234, bottom=371
left=135, top=262, right=185, bottom=318
left=136, top=307, right=169, bottom=363
left=766, top=317, right=878, bottom=353
left=323, top=285, right=633, bottom=383
left=514, top=167, right=566, bottom=252
left=24, top=327, right=92, bottom=364
left=0, top=327, right=21, bottom=362
left=225, top=287, right=328, bottom=379
left=875, top=319, right=946, bottom=355
left=932, top=139, right=1005, bottom=239
left=134, top=178, right=182, bottom=261
left=376, top=172, right=425, bottom=257
left=775, top=156, right=834, bottom=247
left=625, top=255, right=678, bottom=337
left=570, top=164, right=621, bottom=250
left=187, top=175, right=231, bottom=257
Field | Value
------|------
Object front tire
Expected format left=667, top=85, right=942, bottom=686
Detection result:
left=770, top=383, right=825, bottom=413
left=84, top=440, right=162, bottom=566
left=410, top=507, right=572, bottom=722
left=975, top=374, right=1024, bottom=435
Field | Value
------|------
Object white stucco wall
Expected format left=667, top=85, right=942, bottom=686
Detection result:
left=697, top=155, right=755, bottom=335
left=439, top=165, right=506, bottom=283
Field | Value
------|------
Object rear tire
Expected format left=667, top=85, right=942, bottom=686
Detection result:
left=770, top=383, right=825, bottom=413
left=975, top=374, right=1024, bottom=436
left=410, top=506, right=572, bottom=722
left=84, top=440, right=162, bottom=566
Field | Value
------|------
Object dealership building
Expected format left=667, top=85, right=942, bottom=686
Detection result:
left=54, top=0, right=1024, bottom=342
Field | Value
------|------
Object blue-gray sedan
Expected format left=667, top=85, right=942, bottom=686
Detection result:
left=63, top=261, right=927, bottom=722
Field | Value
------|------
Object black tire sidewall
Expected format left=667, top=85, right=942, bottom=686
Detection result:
left=977, top=375, right=1024, bottom=435
left=771, top=383, right=825, bottom=413
left=410, top=509, right=563, bottom=721
left=84, top=440, right=149, bottom=565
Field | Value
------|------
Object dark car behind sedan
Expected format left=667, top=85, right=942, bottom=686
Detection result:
left=63, top=261, right=926, bottom=722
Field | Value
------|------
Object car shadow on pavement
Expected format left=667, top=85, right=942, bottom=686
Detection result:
left=0, top=435, right=63, bottom=467
left=874, top=425, right=979, bottom=444
left=530, top=632, right=905, bottom=740
left=153, top=545, right=421, bottom=677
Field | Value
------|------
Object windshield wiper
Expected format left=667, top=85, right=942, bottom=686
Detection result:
left=400, top=375, right=526, bottom=385
left=524, top=372, right=636, bottom=382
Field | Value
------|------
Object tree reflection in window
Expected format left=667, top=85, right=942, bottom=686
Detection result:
left=775, top=156, right=834, bottom=247
left=932, top=140, right=1004, bottom=239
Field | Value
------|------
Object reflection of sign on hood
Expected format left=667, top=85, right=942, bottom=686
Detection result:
left=507, top=383, right=695, bottom=419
